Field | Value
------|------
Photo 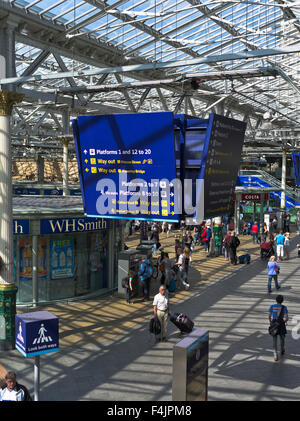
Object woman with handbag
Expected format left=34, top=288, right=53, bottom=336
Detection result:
left=268, top=295, right=288, bottom=361
left=267, top=256, right=281, bottom=294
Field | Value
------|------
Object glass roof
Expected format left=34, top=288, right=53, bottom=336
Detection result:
left=4, top=0, right=300, bottom=155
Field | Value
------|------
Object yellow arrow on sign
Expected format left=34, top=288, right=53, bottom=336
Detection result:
left=85, top=168, right=89, bottom=172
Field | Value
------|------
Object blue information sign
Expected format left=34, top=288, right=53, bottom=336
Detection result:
left=15, top=311, right=59, bottom=357
left=73, top=112, right=178, bottom=222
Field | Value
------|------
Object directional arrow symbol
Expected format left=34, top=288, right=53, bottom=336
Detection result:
left=171, top=211, right=175, bottom=215
left=84, top=150, right=88, bottom=154
left=85, top=159, right=88, bottom=163
left=170, top=202, right=174, bottom=206
left=85, top=168, right=89, bottom=172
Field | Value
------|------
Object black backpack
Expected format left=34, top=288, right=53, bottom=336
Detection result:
left=149, top=317, right=161, bottom=335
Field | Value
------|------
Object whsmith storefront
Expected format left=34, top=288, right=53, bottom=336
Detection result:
left=12, top=196, right=122, bottom=305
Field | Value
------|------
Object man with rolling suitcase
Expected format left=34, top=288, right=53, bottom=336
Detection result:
left=153, top=285, right=169, bottom=342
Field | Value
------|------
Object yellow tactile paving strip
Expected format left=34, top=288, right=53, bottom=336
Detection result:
left=17, top=231, right=262, bottom=349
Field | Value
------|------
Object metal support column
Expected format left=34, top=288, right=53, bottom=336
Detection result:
left=0, top=90, right=23, bottom=350
left=59, top=136, right=72, bottom=196
left=234, top=193, right=241, bottom=235
left=260, top=196, right=264, bottom=235
left=281, top=148, right=287, bottom=209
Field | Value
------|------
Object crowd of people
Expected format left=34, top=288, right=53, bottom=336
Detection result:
left=123, top=214, right=293, bottom=355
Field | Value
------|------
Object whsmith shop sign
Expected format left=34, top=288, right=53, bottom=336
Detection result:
left=40, top=217, right=108, bottom=234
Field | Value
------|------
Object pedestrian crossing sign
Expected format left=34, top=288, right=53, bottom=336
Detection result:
left=15, top=311, right=59, bottom=357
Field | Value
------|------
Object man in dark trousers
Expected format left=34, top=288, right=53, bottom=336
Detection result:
left=0, top=371, right=32, bottom=401
left=229, top=231, right=240, bottom=265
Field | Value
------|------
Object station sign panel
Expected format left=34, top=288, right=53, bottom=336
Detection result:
left=13, top=220, right=29, bottom=235
left=234, top=193, right=269, bottom=201
left=193, top=114, right=246, bottom=221
left=15, top=311, right=59, bottom=358
left=73, top=112, right=178, bottom=222
left=40, top=217, right=108, bottom=234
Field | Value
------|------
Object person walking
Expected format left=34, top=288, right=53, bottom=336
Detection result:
left=272, top=216, right=278, bottom=233
left=297, top=210, right=300, bottom=234
left=262, top=222, right=268, bottom=243
left=153, top=285, right=169, bottom=342
left=229, top=231, right=240, bottom=265
left=251, top=221, right=259, bottom=244
left=268, top=295, right=288, bottom=361
left=184, top=230, right=194, bottom=251
left=161, top=252, right=172, bottom=288
left=174, top=238, right=182, bottom=263
left=193, top=225, right=201, bottom=247
left=150, top=226, right=160, bottom=256
left=122, top=271, right=134, bottom=304
left=176, top=247, right=192, bottom=289
left=138, top=258, right=152, bottom=302
left=267, top=256, right=281, bottom=293
left=223, top=231, right=231, bottom=262
left=284, top=232, right=290, bottom=260
left=275, top=230, right=285, bottom=261
left=0, top=371, right=32, bottom=401
left=201, top=224, right=212, bottom=253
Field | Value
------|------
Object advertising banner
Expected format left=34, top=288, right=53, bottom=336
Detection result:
left=19, top=238, right=47, bottom=282
left=50, top=238, right=74, bottom=280
left=73, top=112, right=178, bottom=222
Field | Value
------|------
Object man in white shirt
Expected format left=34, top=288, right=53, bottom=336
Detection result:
left=0, top=371, right=32, bottom=401
left=153, top=285, right=169, bottom=342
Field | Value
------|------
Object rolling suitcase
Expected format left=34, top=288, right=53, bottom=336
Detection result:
left=170, top=312, right=194, bottom=333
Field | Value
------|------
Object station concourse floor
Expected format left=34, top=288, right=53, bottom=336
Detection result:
left=1, top=231, right=300, bottom=401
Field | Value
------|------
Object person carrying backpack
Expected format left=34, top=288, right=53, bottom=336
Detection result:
left=268, top=295, right=288, bottom=361
left=138, top=258, right=152, bottom=302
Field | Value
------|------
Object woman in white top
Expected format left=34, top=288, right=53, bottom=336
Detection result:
left=284, top=232, right=290, bottom=260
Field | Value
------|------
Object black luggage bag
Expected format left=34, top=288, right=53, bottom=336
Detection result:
left=170, top=312, right=194, bottom=333
left=239, top=254, right=251, bottom=264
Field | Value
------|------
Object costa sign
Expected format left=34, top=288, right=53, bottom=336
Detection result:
left=233, top=193, right=269, bottom=201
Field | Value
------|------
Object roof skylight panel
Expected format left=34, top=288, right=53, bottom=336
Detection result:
left=114, top=31, right=152, bottom=49
left=64, top=5, right=98, bottom=26
left=52, top=1, right=85, bottom=22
